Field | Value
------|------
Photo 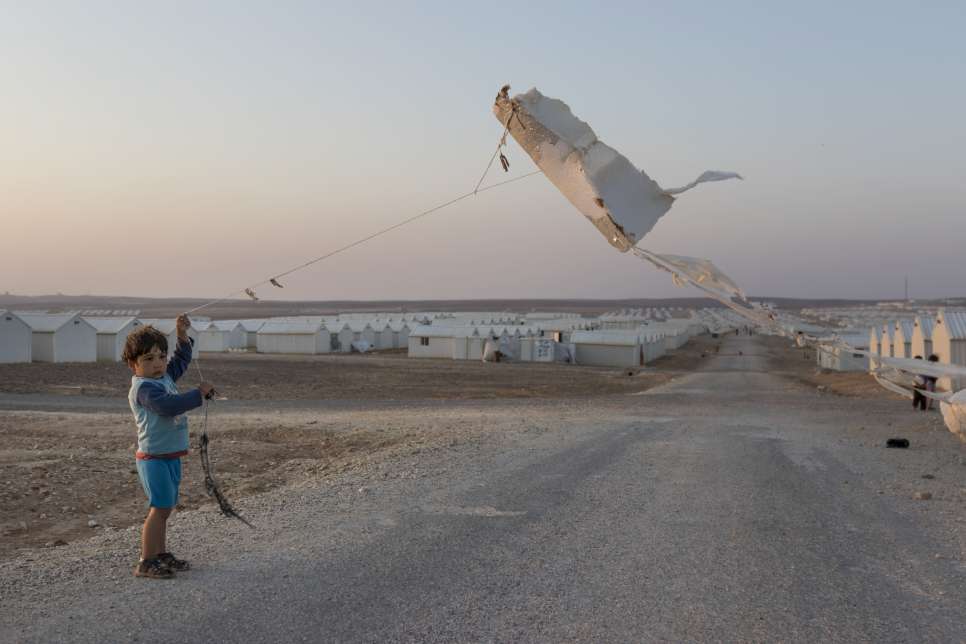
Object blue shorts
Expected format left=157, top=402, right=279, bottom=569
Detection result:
left=135, top=458, right=182, bottom=508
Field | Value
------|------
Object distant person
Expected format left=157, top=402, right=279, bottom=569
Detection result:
left=123, top=314, right=214, bottom=579
left=912, top=355, right=928, bottom=411
left=924, top=354, right=940, bottom=410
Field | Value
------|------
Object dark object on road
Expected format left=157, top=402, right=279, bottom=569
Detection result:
left=886, top=438, right=910, bottom=448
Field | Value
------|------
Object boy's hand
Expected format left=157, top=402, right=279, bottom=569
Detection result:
left=176, top=313, right=191, bottom=341
left=199, top=382, right=215, bottom=399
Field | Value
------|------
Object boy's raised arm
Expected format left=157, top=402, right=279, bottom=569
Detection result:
left=166, top=336, right=193, bottom=382
left=137, top=381, right=203, bottom=417
left=167, top=313, right=193, bottom=382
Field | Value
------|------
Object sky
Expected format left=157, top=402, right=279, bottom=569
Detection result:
left=1, top=1, right=964, bottom=302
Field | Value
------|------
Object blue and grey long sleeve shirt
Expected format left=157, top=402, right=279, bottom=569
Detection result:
left=128, top=337, right=203, bottom=457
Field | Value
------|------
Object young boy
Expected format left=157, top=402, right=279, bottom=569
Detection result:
left=122, top=313, right=213, bottom=579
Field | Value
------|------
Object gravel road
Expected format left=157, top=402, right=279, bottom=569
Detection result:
left=2, top=335, right=965, bottom=643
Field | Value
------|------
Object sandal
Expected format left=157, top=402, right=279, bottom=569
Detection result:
left=134, top=558, right=174, bottom=579
left=157, top=552, right=191, bottom=571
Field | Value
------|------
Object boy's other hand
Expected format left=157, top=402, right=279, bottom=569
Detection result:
left=199, top=382, right=215, bottom=399
left=176, top=313, right=191, bottom=340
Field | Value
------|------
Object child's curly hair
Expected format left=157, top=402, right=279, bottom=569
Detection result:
left=122, top=326, right=169, bottom=364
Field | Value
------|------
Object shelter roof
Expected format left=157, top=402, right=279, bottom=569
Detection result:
left=237, top=319, right=267, bottom=332
left=137, top=319, right=177, bottom=334
left=83, top=317, right=139, bottom=333
left=258, top=320, right=326, bottom=334
left=939, top=310, right=966, bottom=340
left=896, top=320, right=914, bottom=339
left=211, top=320, right=243, bottom=332
left=914, top=316, right=934, bottom=338
left=16, top=312, right=86, bottom=332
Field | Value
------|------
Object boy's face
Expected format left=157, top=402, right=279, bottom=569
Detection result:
left=129, top=345, right=167, bottom=378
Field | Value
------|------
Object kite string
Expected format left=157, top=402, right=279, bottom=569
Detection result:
left=184, top=169, right=541, bottom=315
left=472, top=108, right=515, bottom=194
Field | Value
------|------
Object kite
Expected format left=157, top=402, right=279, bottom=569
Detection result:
left=491, top=86, right=770, bottom=329
left=493, top=86, right=741, bottom=252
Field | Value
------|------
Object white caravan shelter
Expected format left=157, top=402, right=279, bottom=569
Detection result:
left=817, top=334, right=869, bottom=372
left=18, top=312, right=97, bottom=363
left=911, top=316, right=935, bottom=360
left=212, top=321, right=246, bottom=350
left=348, top=322, right=377, bottom=348
left=932, top=309, right=966, bottom=391
left=0, top=311, right=32, bottom=363
left=880, top=322, right=896, bottom=358
left=392, top=322, right=411, bottom=349
left=195, top=321, right=233, bottom=353
left=84, top=317, right=141, bottom=362
left=893, top=320, right=914, bottom=359
left=238, top=320, right=265, bottom=349
left=868, top=327, right=882, bottom=356
left=256, top=321, right=331, bottom=354
left=408, top=326, right=458, bottom=359
left=374, top=323, right=395, bottom=350
left=570, top=330, right=641, bottom=368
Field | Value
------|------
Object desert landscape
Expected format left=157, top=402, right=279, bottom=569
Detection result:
left=0, top=333, right=938, bottom=560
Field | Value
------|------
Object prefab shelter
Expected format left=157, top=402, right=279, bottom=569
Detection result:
left=911, top=316, right=935, bottom=360
left=816, top=334, right=869, bottom=372
left=256, top=320, right=331, bottom=354
left=868, top=326, right=882, bottom=356
left=519, top=337, right=573, bottom=363
left=348, top=322, right=377, bottom=348
left=84, top=317, right=141, bottom=362
left=931, top=309, right=966, bottom=391
left=570, top=330, right=641, bottom=367
left=893, top=321, right=914, bottom=359
left=450, top=329, right=479, bottom=360
left=194, top=321, right=233, bottom=353
left=374, top=323, right=395, bottom=350
left=212, top=321, right=246, bottom=350
left=18, top=312, right=97, bottom=363
left=0, top=311, right=32, bottom=363
left=880, top=322, right=896, bottom=358
left=407, top=326, right=456, bottom=359
left=392, top=323, right=411, bottom=349
left=238, top=320, right=265, bottom=349
left=335, top=324, right=355, bottom=353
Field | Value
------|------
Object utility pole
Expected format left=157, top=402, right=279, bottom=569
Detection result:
left=904, top=275, right=909, bottom=302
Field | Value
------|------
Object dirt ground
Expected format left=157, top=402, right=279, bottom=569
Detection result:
left=0, top=343, right=708, bottom=401
left=1, top=333, right=922, bottom=560
left=0, top=338, right=726, bottom=559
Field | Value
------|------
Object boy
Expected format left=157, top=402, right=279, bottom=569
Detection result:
left=123, top=313, right=213, bottom=579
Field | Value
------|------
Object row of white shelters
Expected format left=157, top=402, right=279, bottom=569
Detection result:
left=0, top=311, right=32, bottom=363
left=865, top=309, right=966, bottom=391
left=16, top=312, right=97, bottom=363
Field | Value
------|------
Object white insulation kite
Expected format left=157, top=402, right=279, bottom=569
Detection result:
left=492, top=85, right=771, bottom=327
left=493, top=86, right=741, bottom=253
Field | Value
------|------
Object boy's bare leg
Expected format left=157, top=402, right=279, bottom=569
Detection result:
left=141, top=507, right=172, bottom=560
